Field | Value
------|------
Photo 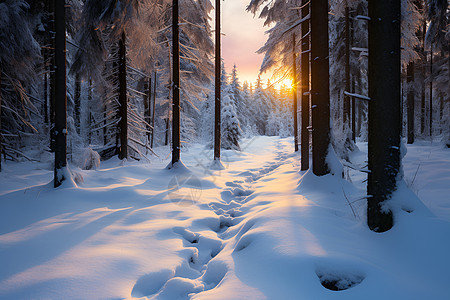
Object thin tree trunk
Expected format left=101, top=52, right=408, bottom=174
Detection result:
left=300, top=0, right=310, bottom=171
left=407, top=61, right=415, bottom=144
left=367, top=0, right=401, bottom=232
left=151, top=70, right=157, bottom=149
left=88, top=79, right=92, bottom=145
left=429, top=45, right=433, bottom=137
left=310, top=0, right=331, bottom=176
left=350, top=12, right=356, bottom=142
left=49, top=0, right=56, bottom=153
left=54, top=0, right=67, bottom=188
left=171, top=0, right=181, bottom=165
left=420, top=20, right=426, bottom=135
left=43, top=47, right=49, bottom=125
left=351, top=80, right=356, bottom=141
left=0, top=67, right=2, bottom=172
left=118, top=31, right=128, bottom=160
left=74, top=73, right=81, bottom=134
left=344, top=7, right=351, bottom=126
left=144, top=76, right=151, bottom=143
left=293, top=33, right=299, bottom=152
left=214, top=0, right=221, bottom=161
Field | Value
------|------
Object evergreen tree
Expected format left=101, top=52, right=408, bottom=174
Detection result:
left=221, top=89, right=241, bottom=150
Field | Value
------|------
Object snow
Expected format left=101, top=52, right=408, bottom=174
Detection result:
left=0, top=137, right=449, bottom=299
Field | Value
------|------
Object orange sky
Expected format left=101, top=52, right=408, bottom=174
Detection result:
left=219, top=0, right=271, bottom=87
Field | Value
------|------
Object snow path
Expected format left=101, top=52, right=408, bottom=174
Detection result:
left=132, top=138, right=294, bottom=299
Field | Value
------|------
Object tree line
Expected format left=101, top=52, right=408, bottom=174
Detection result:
left=0, top=0, right=448, bottom=232
left=249, top=0, right=448, bottom=232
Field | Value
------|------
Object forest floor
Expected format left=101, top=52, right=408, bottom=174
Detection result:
left=0, top=136, right=449, bottom=300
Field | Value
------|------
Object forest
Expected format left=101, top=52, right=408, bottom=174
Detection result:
left=0, top=0, right=449, bottom=299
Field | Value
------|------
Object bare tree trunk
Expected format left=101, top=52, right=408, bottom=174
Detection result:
left=367, top=0, right=401, bottom=232
left=214, top=0, right=221, bottom=161
left=144, top=76, right=151, bottom=143
left=43, top=46, right=49, bottom=125
left=350, top=13, right=356, bottom=142
left=118, top=31, right=128, bottom=160
left=407, top=62, right=415, bottom=144
left=420, top=20, right=426, bottom=135
left=311, top=0, right=331, bottom=176
left=300, top=0, right=310, bottom=171
left=171, top=0, right=181, bottom=165
left=293, top=33, right=299, bottom=152
left=0, top=67, right=2, bottom=172
left=429, top=45, right=433, bottom=138
left=49, top=0, right=56, bottom=153
left=344, top=7, right=351, bottom=126
left=88, top=79, right=92, bottom=145
left=151, top=70, right=157, bottom=149
left=54, top=0, right=67, bottom=188
left=351, top=80, right=356, bottom=141
left=74, top=73, right=81, bottom=134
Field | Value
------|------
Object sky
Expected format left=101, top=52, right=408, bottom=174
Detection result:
left=218, top=0, right=270, bottom=86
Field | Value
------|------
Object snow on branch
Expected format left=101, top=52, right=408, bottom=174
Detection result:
left=344, top=91, right=371, bottom=101
left=281, top=14, right=311, bottom=37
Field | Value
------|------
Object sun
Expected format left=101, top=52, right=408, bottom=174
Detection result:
left=273, top=77, right=294, bottom=92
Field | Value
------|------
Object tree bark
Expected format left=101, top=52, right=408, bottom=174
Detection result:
left=118, top=31, right=128, bottom=160
left=350, top=12, right=356, bottom=142
left=344, top=7, right=351, bottom=126
left=310, top=0, right=331, bottom=176
left=88, top=79, right=92, bottom=145
left=429, top=46, right=433, bottom=137
left=0, top=67, right=2, bottom=172
left=144, top=76, right=151, bottom=143
left=74, top=73, right=81, bottom=134
left=172, top=0, right=181, bottom=165
left=214, top=0, right=221, bottom=161
left=420, top=20, right=426, bottom=135
left=43, top=46, right=49, bottom=125
left=54, top=0, right=67, bottom=188
left=49, top=0, right=56, bottom=153
left=407, top=61, right=415, bottom=144
left=151, top=70, right=157, bottom=149
left=300, top=0, right=310, bottom=171
left=367, top=0, right=401, bottom=232
left=293, top=33, right=299, bottom=152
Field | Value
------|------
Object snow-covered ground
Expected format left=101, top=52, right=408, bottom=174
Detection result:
left=0, top=136, right=449, bottom=299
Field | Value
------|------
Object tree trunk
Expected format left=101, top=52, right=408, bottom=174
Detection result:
left=118, top=31, right=128, bottom=160
left=350, top=13, right=356, bottom=142
left=300, top=0, right=310, bottom=171
left=293, top=33, right=299, bottom=152
left=151, top=70, right=157, bottom=149
left=367, top=0, right=401, bottom=232
left=74, top=73, right=81, bottom=134
left=429, top=45, right=433, bottom=138
left=214, top=0, right=221, bottom=161
left=0, top=67, right=2, bottom=172
left=310, top=0, right=331, bottom=176
left=344, top=7, right=351, bottom=126
left=49, top=0, right=56, bottom=153
left=144, top=76, right=151, bottom=143
left=407, top=61, right=415, bottom=144
left=43, top=47, right=49, bottom=125
left=88, top=79, right=92, bottom=145
left=171, top=0, right=181, bottom=166
left=420, top=20, right=426, bottom=135
left=351, top=80, right=356, bottom=141
left=54, top=0, right=67, bottom=188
